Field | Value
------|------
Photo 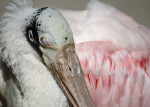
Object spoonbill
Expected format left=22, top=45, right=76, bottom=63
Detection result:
left=0, top=0, right=150, bottom=107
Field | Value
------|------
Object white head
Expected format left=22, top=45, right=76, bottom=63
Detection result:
left=24, top=7, right=74, bottom=61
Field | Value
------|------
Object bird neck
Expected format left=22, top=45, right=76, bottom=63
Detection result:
left=2, top=53, right=68, bottom=106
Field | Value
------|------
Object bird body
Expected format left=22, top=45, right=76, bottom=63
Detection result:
left=61, top=1, right=150, bottom=107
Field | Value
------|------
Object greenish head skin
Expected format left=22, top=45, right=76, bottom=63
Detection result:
left=37, top=7, right=74, bottom=60
left=24, top=7, right=94, bottom=107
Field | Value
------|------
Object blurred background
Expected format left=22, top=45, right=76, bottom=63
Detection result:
left=0, top=0, right=150, bottom=28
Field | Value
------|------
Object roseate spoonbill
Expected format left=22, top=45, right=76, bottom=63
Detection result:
left=61, top=1, right=150, bottom=107
left=0, top=0, right=94, bottom=107
left=0, top=0, right=150, bottom=107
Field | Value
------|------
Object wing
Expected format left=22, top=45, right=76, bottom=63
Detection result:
left=76, top=41, right=150, bottom=107
left=61, top=1, right=150, bottom=107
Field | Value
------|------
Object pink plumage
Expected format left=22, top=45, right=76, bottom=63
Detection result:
left=76, top=41, right=150, bottom=107
left=61, top=1, right=150, bottom=107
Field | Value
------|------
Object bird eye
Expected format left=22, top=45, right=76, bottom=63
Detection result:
left=39, top=36, right=51, bottom=48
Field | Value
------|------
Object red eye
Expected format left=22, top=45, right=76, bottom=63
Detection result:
left=39, top=36, right=51, bottom=48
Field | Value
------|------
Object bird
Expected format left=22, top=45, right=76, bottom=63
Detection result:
left=61, top=1, right=150, bottom=107
left=1, top=0, right=150, bottom=107
left=0, top=0, right=94, bottom=107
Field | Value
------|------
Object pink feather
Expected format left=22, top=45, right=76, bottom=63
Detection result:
left=61, top=1, right=150, bottom=107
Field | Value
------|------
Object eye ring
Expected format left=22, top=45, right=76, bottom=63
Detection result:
left=39, top=36, right=51, bottom=48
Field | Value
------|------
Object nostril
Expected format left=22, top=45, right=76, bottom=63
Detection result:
left=69, top=66, right=73, bottom=76
left=65, top=37, right=68, bottom=40
left=69, top=67, right=71, bottom=71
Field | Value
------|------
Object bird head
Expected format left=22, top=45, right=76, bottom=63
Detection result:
left=23, top=7, right=94, bottom=107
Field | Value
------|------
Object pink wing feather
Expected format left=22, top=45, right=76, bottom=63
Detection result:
left=61, top=1, right=150, bottom=107
left=76, top=41, right=150, bottom=107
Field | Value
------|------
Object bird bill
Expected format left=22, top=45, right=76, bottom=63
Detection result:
left=44, top=43, right=94, bottom=107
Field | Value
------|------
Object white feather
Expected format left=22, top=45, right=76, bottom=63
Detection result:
left=0, top=0, right=68, bottom=106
